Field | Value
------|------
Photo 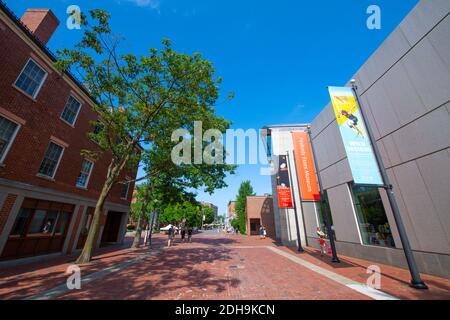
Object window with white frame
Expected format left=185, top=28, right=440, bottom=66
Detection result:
left=38, top=142, right=64, bottom=178
left=61, top=96, right=81, bottom=126
left=0, top=116, right=20, bottom=162
left=15, top=59, right=47, bottom=98
left=76, top=159, right=94, bottom=188
left=120, top=180, right=130, bottom=199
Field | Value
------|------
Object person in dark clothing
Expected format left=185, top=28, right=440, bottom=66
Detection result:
left=181, top=227, right=186, bottom=242
left=187, top=227, right=193, bottom=243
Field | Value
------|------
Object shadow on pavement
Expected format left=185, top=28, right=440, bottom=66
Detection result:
left=59, top=245, right=240, bottom=300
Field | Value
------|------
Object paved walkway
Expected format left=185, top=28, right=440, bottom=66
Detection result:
left=1, top=232, right=449, bottom=300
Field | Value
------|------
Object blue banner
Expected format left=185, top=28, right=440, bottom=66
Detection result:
left=328, top=86, right=383, bottom=185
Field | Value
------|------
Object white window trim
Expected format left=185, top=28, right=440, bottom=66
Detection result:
left=76, top=159, right=94, bottom=189
left=120, top=180, right=130, bottom=200
left=60, top=95, right=83, bottom=127
left=13, top=58, right=48, bottom=100
left=38, top=141, right=65, bottom=179
left=0, top=116, right=21, bottom=164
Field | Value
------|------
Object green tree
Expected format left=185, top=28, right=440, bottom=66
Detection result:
left=159, top=201, right=204, bottom=228
left=230, top=218, right=240, bottom=231
left=235, top=181, right=255, bottom=234
left=201, top=206, right=215, bottom=225
left=56, top=9, right=225, bottom=263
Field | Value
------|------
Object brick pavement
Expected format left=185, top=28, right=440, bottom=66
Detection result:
left=0, top=232, right=449, bottom=300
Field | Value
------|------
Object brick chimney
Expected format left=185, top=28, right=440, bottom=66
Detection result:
left=20, top=9, right=60, bottom=45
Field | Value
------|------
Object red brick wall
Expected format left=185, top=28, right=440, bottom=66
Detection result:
left=0, top=14, right=137, bottom=206
left=20, top=9, right=59, bottom=45
left=246, top=196, right=276, bottom=238
left=0, top=194, right=18, bottom=235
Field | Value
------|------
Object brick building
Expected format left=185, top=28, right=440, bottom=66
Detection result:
left=0, top=3, right=138, bottom=262
left=227, top=201, right=236, bottom=220
left=245, top=195, right=275, bottom=238
left=200, top=201, right=218, bottom=220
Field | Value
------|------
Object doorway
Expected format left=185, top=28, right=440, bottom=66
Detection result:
left=249, top=218, right=261, bottom=236
left=101, top=211, right=123, bottom=245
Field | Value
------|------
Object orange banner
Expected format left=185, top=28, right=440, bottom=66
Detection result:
left=277, top=186, right=293, bottom=208
left=291, top=131, right=320, bottom=201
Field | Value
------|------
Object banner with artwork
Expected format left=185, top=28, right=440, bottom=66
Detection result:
left=276, top=155, right=294, bottom=208
left=328, top=86, right=383, bottom=185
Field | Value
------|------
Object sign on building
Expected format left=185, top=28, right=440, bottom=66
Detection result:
left=291, top=131, right=320, bottom=201
left=276, top=155, right=294, bottom=208
left=328, top=86, right=383, bottom=185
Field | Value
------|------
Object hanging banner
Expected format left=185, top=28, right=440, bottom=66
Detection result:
left=328, top=86, right=383, bottom=185
left=291, top=131, right=321, bottom=201
left=276, top=155, right=294, bottom=208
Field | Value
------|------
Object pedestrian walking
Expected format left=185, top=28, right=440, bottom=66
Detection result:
left=181, top=227, right=186, bottom=242
left=263, top=226, right=267, bottom=239
left=167, top=225, right=175, bottom=247
left=319, top=236, right=327, bottom=256
left=259, top=226, right=264, bottom=239
left=143, top=223, right=150, bottom=246
left=187, top=227, right=193, bottom=243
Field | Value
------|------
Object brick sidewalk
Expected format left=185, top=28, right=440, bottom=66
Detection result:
left=0, top=233, right=449, bottom=300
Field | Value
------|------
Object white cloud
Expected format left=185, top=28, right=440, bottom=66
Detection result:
left=126, top=0, right=161, bottom=11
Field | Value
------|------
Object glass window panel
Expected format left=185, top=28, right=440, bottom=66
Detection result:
left=15, top=60, right=47, bottom=97
left=55, top=211, right=70, bottom=234
left=351, top=184, right=395, bottom=248
left=316, top=191, right=336, bottom=240
left=121, top=182, right=130, bottom=199
left=38, top=142, right=63, bottom=177
left=0, top=116, right=19, bottom=159
left=61, top=96, right=81, bottom=125
left=28, top=210, right=47, bottom=234
left=10, top=208, right=31, bottom=236
left=43, top=211, right=58, bottom=234
left=76, top=159, right=93, bottom=187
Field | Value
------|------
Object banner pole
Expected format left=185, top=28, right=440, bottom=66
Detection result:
left=285, top=152, right=304, bottom=252
left=306, top=127, right=340, bottom=263
left=350, top=81, right=427, bottom=290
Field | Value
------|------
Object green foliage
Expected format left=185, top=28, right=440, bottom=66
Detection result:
left=159, top=201, right=200, bottom=228
left=230, top=218, right=240, bottom=231
left=201, top=206, right=215, bottom=224
left=235, top=180, right=255, bottom=234
left=55, top=9, right=226, bottom=173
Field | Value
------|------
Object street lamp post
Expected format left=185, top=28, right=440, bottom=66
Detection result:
left=285, top=152, right=304, bottom=252
left=307, top=127, right=340, bottom=263
left=350, top=81, right=427, bottom=289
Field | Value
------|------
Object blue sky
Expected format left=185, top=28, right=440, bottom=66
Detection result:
left=5, top=0, right=418, bottom=215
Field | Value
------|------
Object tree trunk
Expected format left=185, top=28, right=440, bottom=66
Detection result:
left=75, top=181, right=111, bottom=264
left=75, top=156, right=129, bottom=264
left=131, top=185, right=152, bottom=249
